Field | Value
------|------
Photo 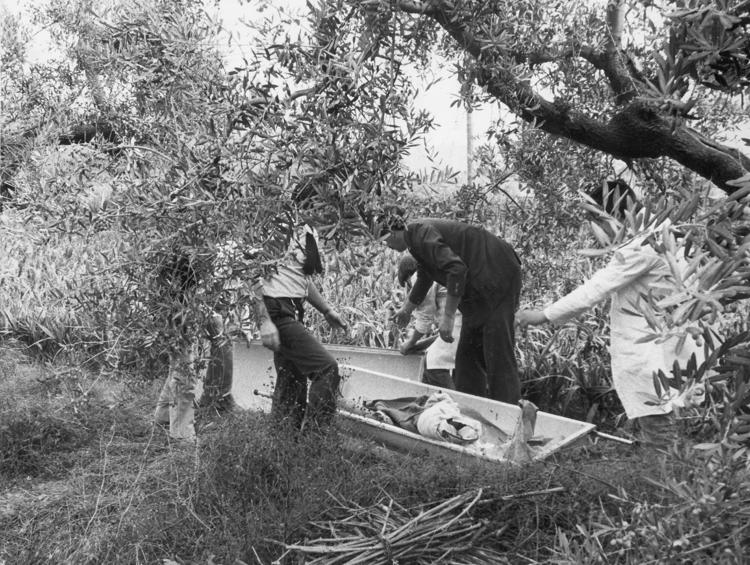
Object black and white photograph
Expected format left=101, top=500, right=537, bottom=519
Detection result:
left=1, top=0, right=749, bottom=563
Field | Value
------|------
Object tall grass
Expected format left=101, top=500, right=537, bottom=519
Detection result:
left=2, top=345, right=747, bottom=564
left=0, top=209, right=121, bottom=362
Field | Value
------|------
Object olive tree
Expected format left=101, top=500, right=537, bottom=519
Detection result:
left=341, top=0, right=749, bottom=193
left=0, top=0, right=432, bottom=362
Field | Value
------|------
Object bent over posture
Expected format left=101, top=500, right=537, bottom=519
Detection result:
left=396, top=254, right=461, bottom=389
left=381, top=214, right=523, bottom=403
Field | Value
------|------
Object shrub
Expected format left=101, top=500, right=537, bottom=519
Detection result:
left=552, top=445, right=750, bottom=564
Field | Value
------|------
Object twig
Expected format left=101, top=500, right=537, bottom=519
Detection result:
left=499, top=486, right=566, bottom=500
left=478, top=486, right=565, bottom=505
left=593, top=430, right=635, bottom=445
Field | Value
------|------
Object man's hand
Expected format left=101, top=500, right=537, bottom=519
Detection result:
left=324, top=309, right=348, bottom=331
left=515, top=309, right=548, bottom=330
left=391, top=306, right=412, bottom=328
left=260, top=319, right=281, bottom=351
left=398, top=340, right=414, bottom=355
left=438, top=312, right=455, bottom=343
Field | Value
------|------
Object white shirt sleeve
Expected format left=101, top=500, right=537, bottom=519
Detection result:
left=413, top=283, right=438, bottom=334
left=544, top=243, right=662, bottom=324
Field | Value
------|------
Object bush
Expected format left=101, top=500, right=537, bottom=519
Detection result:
left=552, top=445, right=750, bottom=564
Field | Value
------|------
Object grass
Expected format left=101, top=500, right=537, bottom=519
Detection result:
left=2, top=340, right=747, bottom=565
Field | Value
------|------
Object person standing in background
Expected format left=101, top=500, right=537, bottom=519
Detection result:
left=396, top=254, right=461, bottom=390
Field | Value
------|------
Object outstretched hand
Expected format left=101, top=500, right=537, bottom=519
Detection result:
left=325, top=309, right=348, bottom=331
left=515, top=309, right=548, bottom=330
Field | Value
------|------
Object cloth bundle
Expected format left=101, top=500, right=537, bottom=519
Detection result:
left=365, top=392, right=482, bottom=445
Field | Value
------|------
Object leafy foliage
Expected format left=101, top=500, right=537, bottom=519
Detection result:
left=1, top=0, right=439, bottom=368
left=553, top=446, right=750, bottom=564
left=346, top=0, right=750, bottom=192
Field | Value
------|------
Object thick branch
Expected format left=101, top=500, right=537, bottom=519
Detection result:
left=387, top=0, right=749, bottom=192
left=601, top=0, right=638, bottom=104
left=58, top=121, right=120, bottom=145
left=500, top=92, right=748, bottom=192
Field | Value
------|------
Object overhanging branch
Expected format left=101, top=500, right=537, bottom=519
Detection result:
left=380, top=0, right=749, bottom=193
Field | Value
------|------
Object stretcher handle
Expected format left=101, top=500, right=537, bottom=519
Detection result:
left=592, top=430, right=635, bottom=445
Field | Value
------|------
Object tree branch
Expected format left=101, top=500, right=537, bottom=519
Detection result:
left=381, top=0, right=749, bottom=193
left=601, top=0, right=638, bottom=104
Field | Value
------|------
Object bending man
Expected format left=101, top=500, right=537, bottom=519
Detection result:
left=380, top=212, right=523, bottom=403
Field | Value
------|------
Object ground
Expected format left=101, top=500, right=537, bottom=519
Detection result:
left=1, top=340, right=743, bottom=564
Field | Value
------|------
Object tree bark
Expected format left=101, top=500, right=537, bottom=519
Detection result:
left=58, top=121, right=120, bottom=145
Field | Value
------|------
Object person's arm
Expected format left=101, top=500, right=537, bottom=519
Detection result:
left=393, top=265, right=434, bottom=327
left=438, top=293, right=460, bottom=342
left=399, top=285, right=434, bottom=354
left=408, top=224, right=468, bottom=302
left=251, top=286, right=281, bottom=351
left=408, top=224, right=466, bottom=341
left=517, top=243, right=661, bottom=329
left=398, top=328, right=425, bottom=355
left=307, top=280, right=347, bottom=330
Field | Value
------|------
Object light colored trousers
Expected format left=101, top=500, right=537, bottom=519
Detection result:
left=154, top=341, right=203, bottom=440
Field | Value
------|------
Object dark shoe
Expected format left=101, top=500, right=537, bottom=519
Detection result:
left=214, top=395, right=238, bottom=413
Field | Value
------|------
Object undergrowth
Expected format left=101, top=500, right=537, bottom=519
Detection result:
left=1, top=344, right=748, bottom=564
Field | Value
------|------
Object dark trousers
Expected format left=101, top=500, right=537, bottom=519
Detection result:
left=202, top=335, right=233, bottom=406
left=264, top=297, right=341, bottom=432
left=422, top=367, right=455, bottom=389
left=453, top=295, right=521, bottom=404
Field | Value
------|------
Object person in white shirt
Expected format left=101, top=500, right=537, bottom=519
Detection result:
left=251, top=223, right=347, bottom=433
left=516, top=184, right=706, bottom=447
left=153, top=254, right=223, bottom=441
left=396, top=254, right=462, bottom=389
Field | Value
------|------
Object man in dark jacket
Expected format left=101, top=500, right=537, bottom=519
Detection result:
left=380, top=213, right=522, bottom=403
